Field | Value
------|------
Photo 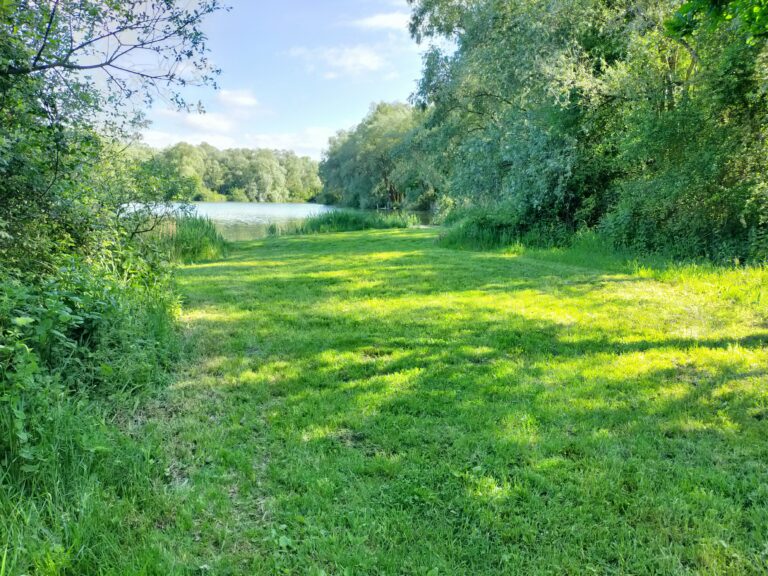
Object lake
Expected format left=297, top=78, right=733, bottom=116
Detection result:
left=189, top=202, right=336, bottom=241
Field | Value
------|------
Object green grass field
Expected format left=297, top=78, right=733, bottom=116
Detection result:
left=152, top=228, right=767, bottom=574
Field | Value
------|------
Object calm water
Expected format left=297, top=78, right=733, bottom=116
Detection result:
left=189, top=202, right=336, bottom=241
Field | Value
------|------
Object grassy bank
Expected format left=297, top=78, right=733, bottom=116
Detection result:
left=0, top=216, right=229, bottom=574
left=269, top=209, right=418, bottom=237
left=0, top=257, right=181, bottom=573
left=141, top=228, right=767, bottom=573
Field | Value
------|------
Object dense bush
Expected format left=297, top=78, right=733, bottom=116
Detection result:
left=0, top=251, right=179, bottom=571
left=439, top=204, right=573, bottom=250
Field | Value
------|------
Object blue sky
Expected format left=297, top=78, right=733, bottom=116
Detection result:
left=142, top=0, right=423, bottom=159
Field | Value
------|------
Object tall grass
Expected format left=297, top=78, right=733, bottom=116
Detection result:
left=439, top=216, right=520, bottom=249
left=0, top=254, right=181, bottom=572
left=438, top=205, right=572, bottom=250
left=269, top=210, right=418, bottom=237
left=160, top=215, right=228, bottom=263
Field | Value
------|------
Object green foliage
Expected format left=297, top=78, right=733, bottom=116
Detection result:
left=0, top=254, right=179, bottom=572
left=271, top=210, right=418, bottom=236
left=157, top=215, right=228, bottom=263
left=0, top=257, right=177, bottom=463
left=318, top=103, right=435, bottom=210
left=0, top=0, right=221, bottom=571
left=152, top=142, right=322, bottom=203
left=320, top=0, right=768, bottom=262
left=668, top=0, right=768, bottom=41
left=439, top=205, right=571, bottom=249
left=439, top=214, right=521, bottom=249
left=197, top=188, right=228, bottom=202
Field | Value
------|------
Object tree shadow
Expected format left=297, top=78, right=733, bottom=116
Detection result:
left=168, top=229, right=768, bottom=574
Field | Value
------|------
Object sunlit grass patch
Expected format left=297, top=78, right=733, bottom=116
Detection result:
left=148, top=227, right=767, bottom=574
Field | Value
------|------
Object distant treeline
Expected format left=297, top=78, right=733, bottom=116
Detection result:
left=150, top=142, right=322, bottom=203
left=319, top=0, right=768, bottom=262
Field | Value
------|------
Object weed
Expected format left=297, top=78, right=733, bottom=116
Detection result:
left=159, top=215, right=228, bottom=263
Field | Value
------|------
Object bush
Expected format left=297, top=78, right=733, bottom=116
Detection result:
left=0, top=252, right=179, bottom=572
left=439, top=205, right=571, bottom=250
left=439, top=211, right=521, bottom=249
left=270, top=210, right=418, bottom=236
left=1, top=257, right=177, bottom=461
left=196, top=189, right=228, bottom=202
left=228, top=188, right=250, bottom=203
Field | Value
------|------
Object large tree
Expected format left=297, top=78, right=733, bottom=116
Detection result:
left=389, top=0, right=768, bottom=259
left=0, top=0, right=222, bottom=271
left=319, top=102, right=429, bottom=209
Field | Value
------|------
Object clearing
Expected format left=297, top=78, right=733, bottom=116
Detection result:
left=152, top=228, right=768, bottom=574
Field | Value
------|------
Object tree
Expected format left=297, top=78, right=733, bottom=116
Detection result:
left=0, top=0, right=223, bottom=272
left=668, top=0, right=768, bottom=41
left=318, top=103, right=428, bottom=210
left=0, top=0, right=222, bottom=112
left=246, top=150, right=287, bottom=202
left=331, top=0, right=768, bottom=259
left=159, top=143, right=207, bottom=198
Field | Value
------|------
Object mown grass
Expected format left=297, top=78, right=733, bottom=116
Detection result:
left=269, top=209, right=418, bottom=237
left=133, top=228, right=768, bottom=574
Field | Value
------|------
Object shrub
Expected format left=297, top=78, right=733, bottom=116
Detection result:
left=196, top=189, right=228, bottom=202
left=0, top=251, right=179, bottom=572
left=439, top=211, right=520, bottom=249
left=0, top=255, right=178, bottom=471
left=439, top=205, right=571, bottom=250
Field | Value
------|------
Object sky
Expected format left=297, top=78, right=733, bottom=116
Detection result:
left=141, top=0, right=424, bottom=159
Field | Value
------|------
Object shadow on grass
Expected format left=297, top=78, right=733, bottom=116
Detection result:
left=169, top=228, right=768, bottom=574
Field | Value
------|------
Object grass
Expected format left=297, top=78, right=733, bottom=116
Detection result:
left=269, top=209, right=418, bottom=236
left=437, top=206, right=570, bottom=250
left=135, top=228, right=768, bottom=574
left=438, top=212, right=521, bottom=249
left=161, top=215, right=228, bottom=263
left=0, top=258, right=183, bottom=574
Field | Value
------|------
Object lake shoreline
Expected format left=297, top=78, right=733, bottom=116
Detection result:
left=189, top=202, right=433, bottom=241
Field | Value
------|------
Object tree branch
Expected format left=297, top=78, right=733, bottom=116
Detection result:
left=32, top=0, right=60, bottom=68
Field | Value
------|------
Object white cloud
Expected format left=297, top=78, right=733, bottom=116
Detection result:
left=155, top=109, right=235, bottom=133
left=290, top=45, right=386, bottom=77
left=218, top=89, right=260, bottom=108
left=183, top=112, right=235, bottom=133
left=241, top=127, right=336, bottom=159
left=351, top=12, right=410, bottom=31
left=141, top=126, right=335, bottom=160
left=141, top=129, right=237, bottom=150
